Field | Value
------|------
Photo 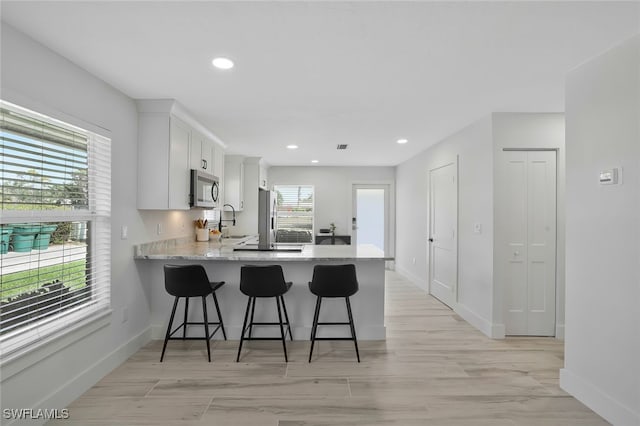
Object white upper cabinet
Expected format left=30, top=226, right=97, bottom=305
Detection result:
left=224, top=155, right=244, bottom=211
left=190, top=131, right=215, bottom=175
left=167, top=117, right=191, bottom=210
left=137, top=109, right=191, bottom=210
left=137, top=99, right=225, bottom=210
left=259, top=164, right=268, bottom=189
left=213, top=144, right=225, bottom=201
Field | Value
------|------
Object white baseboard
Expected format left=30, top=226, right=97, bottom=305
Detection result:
left=15, top=327, right=152, bottom=426
left=454, top=303, right=504, bottom=339
left=395, top=265, right=428, bottom=291
left=560, top=368, right=640, bottom=426
left=555, top=323, right=565, bottom=340
left=491, top=322, right=506, bottom=339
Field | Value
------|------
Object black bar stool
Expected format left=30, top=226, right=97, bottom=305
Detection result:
left=160, top=264, right=227, bottom=362
left=236, top=265, right=293, bottom=362
left=308, top=264, right=360, bottom=362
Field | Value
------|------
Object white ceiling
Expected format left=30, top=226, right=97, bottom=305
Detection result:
left=1, top=1, right=639, bottom=166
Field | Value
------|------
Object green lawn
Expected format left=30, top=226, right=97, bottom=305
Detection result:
left=0, top=259, right=87, bottom=302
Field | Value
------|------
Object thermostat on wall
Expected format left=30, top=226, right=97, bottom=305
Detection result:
left=599, top=168, right=620, bottom=185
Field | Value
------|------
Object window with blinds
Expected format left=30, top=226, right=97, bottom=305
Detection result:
left=274, top=185, right=314, bottom=243
left=0, top=100, right=111, bottom=358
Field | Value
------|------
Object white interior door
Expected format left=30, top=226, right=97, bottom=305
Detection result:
left=352, top=185, right=389, bottom=254
left=428, top=161, right=458, bottom=308
left=502, top=151, right=556, bottom=336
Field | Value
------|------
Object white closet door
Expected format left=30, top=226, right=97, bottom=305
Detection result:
left=429, top=160, right=458, bottom=308
left=503, top=151, right=556, bottom=336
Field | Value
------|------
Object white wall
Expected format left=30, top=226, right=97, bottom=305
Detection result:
left=560, top=35, right=640, bottom=426
left=268, top=166, right=395, bottom=252
left=395, top=116, right=495, bottom=334
left=492, top=113, right=566, bottom=338
left=0, top=24, right=199, bottom=422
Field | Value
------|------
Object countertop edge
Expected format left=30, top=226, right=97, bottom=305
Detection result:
left=134, top=255, right=394, bottom=261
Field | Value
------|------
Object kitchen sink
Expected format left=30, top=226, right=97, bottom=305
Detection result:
left=224, top=234, right=249, bottom=239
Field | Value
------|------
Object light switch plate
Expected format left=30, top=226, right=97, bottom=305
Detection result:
left=599, top=167, right=621, bottom=185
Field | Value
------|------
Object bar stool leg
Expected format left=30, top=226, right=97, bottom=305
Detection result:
left=211, top=292, right=227, bottom=340
left=202, top=296, right=211, bottom=362
left=248, top=297, right=257, bottom=338
left=308, top=296, right=322, bottom=362
left=276, top=296, right=288, bottom=362
left=236, top=297, right=252, bottom=362
left=345, top=297, right=360, bottom=363
left=161, top=297, right=179, bottom=362
left=280, top=295, right=293, bottom=340
left=182, top=297, right=189, bottom=339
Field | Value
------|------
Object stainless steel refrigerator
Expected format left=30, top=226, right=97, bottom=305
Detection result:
left=258, top=188, right=277, bottom=250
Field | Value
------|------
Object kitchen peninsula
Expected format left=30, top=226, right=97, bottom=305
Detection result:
left=134, top=237, right=390, bottom=340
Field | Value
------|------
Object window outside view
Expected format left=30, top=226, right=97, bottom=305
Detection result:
left=274, top=185, right=314, bottom=243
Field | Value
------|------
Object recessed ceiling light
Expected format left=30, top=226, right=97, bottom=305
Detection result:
left=311, top=160, right=319, bottom=163
left=212, top=57, right=234, bottom=70
left=397, top=138, right=408, bottom=144
left=286, top=144, right=298, bottom=150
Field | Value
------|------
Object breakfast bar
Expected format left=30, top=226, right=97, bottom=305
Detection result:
left=134, top=237, right=390, bottom=340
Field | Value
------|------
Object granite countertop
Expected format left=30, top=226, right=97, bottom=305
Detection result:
left=134, top=236, right=392, bottom=261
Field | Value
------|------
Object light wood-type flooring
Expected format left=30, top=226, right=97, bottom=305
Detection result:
left=50, top=271, right=608, bottom=425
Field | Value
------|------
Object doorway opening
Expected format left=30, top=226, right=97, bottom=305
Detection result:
left=352, top=184, right=391, bottom=257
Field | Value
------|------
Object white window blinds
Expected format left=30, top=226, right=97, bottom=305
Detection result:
left=274, top=185, right=314, bottom=243
left=0, top=100, right=111, bottom=359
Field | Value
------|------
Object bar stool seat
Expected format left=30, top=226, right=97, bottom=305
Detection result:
left=308, top=264, right=360, bottom=362
left=160, top=264, right=227, bottom=362
left=236, top=265, right=293, bottom=362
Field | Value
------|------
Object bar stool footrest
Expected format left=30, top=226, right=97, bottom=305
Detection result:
left=312, top=337, right=357, bottom=341
left=169, top=322, right=223, bottom=339
left=242, top=337, right=290, bottom=341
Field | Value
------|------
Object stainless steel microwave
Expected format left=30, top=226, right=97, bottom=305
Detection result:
left=190, top=169, right=219, bottom=209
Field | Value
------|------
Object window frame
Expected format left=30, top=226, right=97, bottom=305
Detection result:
left=0, top=99, right=112, bottom=362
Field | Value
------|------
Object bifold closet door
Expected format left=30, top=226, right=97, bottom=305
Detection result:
left=502, top=151, right=556, bottom=336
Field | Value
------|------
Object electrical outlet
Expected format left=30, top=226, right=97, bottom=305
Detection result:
left=121, top=225, right=128, bottom=240
left=157, top=223, right=163, bottom=235
left=121, top=306, right=128, bottom=323
left=473, top=223, right=482, bottom=234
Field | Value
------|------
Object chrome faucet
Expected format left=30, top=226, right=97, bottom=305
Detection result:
left=218, top=204, right=236, bottom=232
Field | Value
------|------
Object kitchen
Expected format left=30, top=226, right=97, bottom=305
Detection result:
left=0, top=2, right=639, bottom=425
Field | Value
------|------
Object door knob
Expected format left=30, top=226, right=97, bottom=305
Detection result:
left=428, top=238, right=434, bottom=242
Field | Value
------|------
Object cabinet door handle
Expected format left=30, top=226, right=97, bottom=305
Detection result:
left=203, top=159, right=208, bottom=170
left=211, top=181, right=219, bottom=203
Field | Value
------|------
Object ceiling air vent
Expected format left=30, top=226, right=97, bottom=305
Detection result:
left=336, top=144, right=348, bottom=150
